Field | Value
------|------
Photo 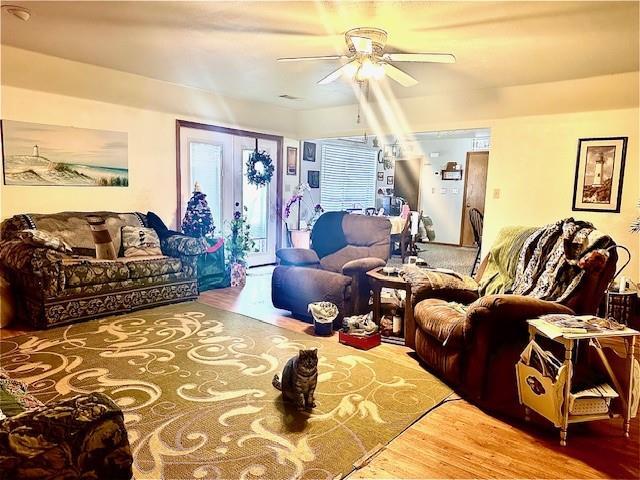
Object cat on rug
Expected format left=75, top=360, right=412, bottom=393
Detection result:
left=272, top=349, right=318, bottom=411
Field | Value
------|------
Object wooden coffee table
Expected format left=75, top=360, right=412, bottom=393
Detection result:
left=366, top=267, right=415, bottom=348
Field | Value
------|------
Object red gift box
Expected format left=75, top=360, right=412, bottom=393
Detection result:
left=338, top=331, right=381, bottom=350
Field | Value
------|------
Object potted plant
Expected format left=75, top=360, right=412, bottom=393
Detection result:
left=283, top=183, right=324, bottom=247
left=225, top=202, right=255, bottom=287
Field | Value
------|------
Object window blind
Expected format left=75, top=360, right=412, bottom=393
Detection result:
left=320, top=142, right=377, bottom=211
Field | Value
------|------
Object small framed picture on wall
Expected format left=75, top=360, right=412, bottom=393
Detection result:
left=572, top=137, right=627, bottom=213
left=308, top=170, right=320, bottom=188
left=286, top=146, right=297, bottom=175
left=387, top=176, right=394, bottom=185
left=303, top=141, right=316, bottom=162
left=377, top=171, right=384, bottom=181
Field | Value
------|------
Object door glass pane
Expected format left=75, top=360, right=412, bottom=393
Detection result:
left=189, top=142, right=222, bottom=236
left=242, top=149, right=268, bottom=254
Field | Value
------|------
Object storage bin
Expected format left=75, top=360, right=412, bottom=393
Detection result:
left=516, top=361, right=569, bottom=427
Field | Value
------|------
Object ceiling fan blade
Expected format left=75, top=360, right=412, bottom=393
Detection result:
left=277, top=55, right=348, bottom=62
left=318, top=60, right=359, bottom=85
left=383, top=53, right=456, bottom=64
left=350, top=36, right=373, bottom=54
left=382, top=63, right=418, bottom=87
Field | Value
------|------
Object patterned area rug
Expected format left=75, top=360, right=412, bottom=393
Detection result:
left=0, top=302, right=451, bottom=480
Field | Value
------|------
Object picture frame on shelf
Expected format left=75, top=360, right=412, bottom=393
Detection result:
left=572, top=137, right=627, bottom=213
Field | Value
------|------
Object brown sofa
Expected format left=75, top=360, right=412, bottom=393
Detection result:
left=0, top=211, right=204, bottom=329
left=272, top=212, right=391, bottom=325
left=405, top=220, right=617, bottom=417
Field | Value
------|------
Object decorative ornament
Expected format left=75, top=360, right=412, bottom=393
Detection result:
left=246, top=145, right=274, bottom=187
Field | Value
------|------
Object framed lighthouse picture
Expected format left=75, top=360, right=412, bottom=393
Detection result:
left=572, top=137, right=627, bottom=213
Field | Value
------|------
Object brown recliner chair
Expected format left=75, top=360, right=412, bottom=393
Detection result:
left=405, top=222, right=617, bottom=418
left=272, top=212, right=391, bottom=326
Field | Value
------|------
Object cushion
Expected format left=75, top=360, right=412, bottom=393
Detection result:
left=8, top=212, right=145, bottom=255
left=414, top=299, right=469, bottom=349
left=147, top=211, right=181, bottom=240
left=15, top=229, right=72, bottom=253
left=310, top=211, right=348, bottom=258
left=62, top=257, right=130, bottom=288
left=122, top=226, right=163, bottom=257
left=121, top=255, right=182, bottom=279
left=477, top=226, right=537, bottom=296
left=0, top=378, right=43, bottom=420
left=87, top=216, right=117, bottom=260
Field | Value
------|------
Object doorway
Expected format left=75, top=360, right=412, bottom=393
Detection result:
left=460, top=151, right=489, bottom=247
left=176, top=121, right=283, bottom=266
left=393, top=158, right=422, bottom=210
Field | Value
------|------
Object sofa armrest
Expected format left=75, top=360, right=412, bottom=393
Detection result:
left=0, top=240, right=64, bottom=296
left=272, top=265, right=351, bottom=323
left=276, top=248, right=320, bottom=267
left=467, top=294, right=575, bottom=326
left=0, top=393, right=133, bottom=480
left=161, top=235, right=206, bottom=257
left=342, top=257, right=386, bottom=277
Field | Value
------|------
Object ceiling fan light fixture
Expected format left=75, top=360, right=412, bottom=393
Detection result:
left=342, top=61, right=359, bottom=79
left=356, top=58, right=384, bottom=81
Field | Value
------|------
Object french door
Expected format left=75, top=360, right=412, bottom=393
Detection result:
left=178, top=123, right=280, bottom=267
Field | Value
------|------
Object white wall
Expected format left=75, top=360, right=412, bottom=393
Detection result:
left=296, top=83, right=639, bottom=278
left=1, top=47, right=298, bottom=229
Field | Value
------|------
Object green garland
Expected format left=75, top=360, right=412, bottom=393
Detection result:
left=246, top=150, right=274, bottom=187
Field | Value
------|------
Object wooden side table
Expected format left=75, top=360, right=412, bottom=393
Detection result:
left=520, top=320, right=639, bottom=446
left=366, top=267, right=414, bottom=348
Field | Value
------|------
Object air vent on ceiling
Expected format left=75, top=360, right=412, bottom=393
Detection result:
left=278, top=94, right=302, bottom=101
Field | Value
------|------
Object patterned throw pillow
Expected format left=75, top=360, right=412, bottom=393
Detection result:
left=86, top=216, right=117, bottom=260
left=0, top=378, right=44, bottom=419
left=16, top=229, right=72, bottom=253
left=121, top=226, right=163, bottom=257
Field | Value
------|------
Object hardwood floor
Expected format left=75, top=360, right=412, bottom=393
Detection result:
left=3, top=266, right=638, bottom=479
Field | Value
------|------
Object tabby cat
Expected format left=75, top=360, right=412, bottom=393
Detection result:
left=272, top=349, right=318, bottom=411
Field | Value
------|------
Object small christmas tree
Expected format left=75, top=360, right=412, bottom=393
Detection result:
left=182, top=182, right=215, bottom=239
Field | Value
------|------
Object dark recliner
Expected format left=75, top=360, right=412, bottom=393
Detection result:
left=272, top=212, right=391, bottom=325
left=405, top=222, right=617, bottom=418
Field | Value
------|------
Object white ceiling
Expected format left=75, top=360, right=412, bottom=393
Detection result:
left=1, top=1, right=638, bottom=110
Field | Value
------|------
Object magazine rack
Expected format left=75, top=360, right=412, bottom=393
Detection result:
left=517, top=319, right=640, bottom=446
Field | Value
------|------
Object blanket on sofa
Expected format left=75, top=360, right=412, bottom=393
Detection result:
left=511, top=218, right=614, bottom=302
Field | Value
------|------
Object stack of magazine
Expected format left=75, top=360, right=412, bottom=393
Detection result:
left=530, top=314, right=626, bottom=339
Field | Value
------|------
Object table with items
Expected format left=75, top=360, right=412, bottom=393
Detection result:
left=518, top=315, right=639, bottom=446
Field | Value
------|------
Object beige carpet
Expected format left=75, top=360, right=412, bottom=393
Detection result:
left=0, top=302, right=451, bottom=480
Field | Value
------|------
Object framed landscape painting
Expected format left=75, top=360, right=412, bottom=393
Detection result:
left=1, top=120, right=128, bottom=186
left=572, top=137, right=627, bottom=213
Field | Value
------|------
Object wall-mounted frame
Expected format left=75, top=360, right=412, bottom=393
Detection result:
left=308, top=170, right=320, bottom=188
left=1, top=119, right=129, bottom=187
left=441, top=170, right=463, bottom=181
left=377, top=171, right=384, bottom=181
left=386, top=175, right=394, bottom=185
left=286, top=146, right=297, bottom=175
left=572, top=137, right=627, bottom=213
left=303, top=141, right=316, bottom=162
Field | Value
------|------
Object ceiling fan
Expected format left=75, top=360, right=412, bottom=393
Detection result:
left=277, top=27, right=455, bottom=87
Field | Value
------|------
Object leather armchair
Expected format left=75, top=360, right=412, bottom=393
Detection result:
left=272, top=212, right=391, bottom=325
left=406, top=224, right=617, bottom=418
